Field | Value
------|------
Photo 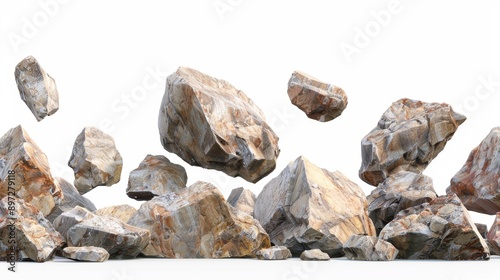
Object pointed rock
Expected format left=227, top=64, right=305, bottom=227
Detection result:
left=61, top=246, right=109, bottom=262
left=300, top=249, right=330, bottom=261
left=256, top=246, right=291, bottom=260
left=487, top=213, right=500, bottom=255
left=343, top=235, right=398, bottom=261
left=46, top=177, right=96, bottom=222
left=94, top=204, right=136, bottom=224
left=227, top=187, right=256, bottom=216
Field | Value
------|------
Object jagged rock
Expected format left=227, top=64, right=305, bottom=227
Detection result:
left=14, top=56, right=59, bottom=121
left=68, top=127, right=123, bottom=194
left=287, top=71, right=347, bottom=122
left=254, top=156, right=376, bottom=257
left=47, top=178, right=96, bottom=222
left=0, top=125, right=61, bottom=216
left=379, top=194, right=490, bottom=260
left=227, top=187, right=256, bottom=216
left=94, top=204, right=136, bottom=224
left=300, top=249, right=330, bottom=261
left=487, top=213, right=500, bottom=255
left=343, top=235, right=398, bottom=261
left=367, top=171, right=437, bottom=234
left=360, top=98, right=466, bottom=186
left=62, top=246, right=109, bottom=262
left=53, top=206, right=149, bottom=259
left=256, top=246, right=291, bottom=260
left=158, top=67, right=280, bottom=183
left=476, top=223, right=488, bottom=239
left=128, top=181, right=270, bottom=258
left=126, top=155, right=187, bottom=201
left=0, top=197, right=63, bottom=262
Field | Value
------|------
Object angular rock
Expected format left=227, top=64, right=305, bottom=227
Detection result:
left=256, top=246, right=291, bottom=260
left=360, top=98, right=466, bottom=186
left=53, top=206, right=150, bottom=259
left=126, top=155, right=187, bottom=201
left=287, top=71, right=347, bottom=122
left=487, top=213, right=500, bottom=255
left=0, top=125, right=62, bottom=216
left=128, top=181, right=270, bottom=258
left=475, top=223, right=488, bottom=239
left=14, top=56, right=59, bottom=121
left=227, top=187, right=256, bottom=216
left=62, top=246, right=109, bottom=262
left=68, top=127, right=123, bottom=194
left=94, top=204, right=136, bottom=224
left=379, top=194, right=490, bottom=260
left=300, top=249, right=330, bottom=261
left=343, top=235, right=398, bottom=261
left=47, top=177, right=96, bottom=222
left=158, top=67, right=280, bottom=183
left=254, top=156, right=376, bottom=257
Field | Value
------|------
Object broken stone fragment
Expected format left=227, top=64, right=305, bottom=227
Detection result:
left=343, top=235, right=398, bottom=261
left=227, top=187, right=256, bottom=216
left=46, top=177, right=96, bottom=223
left=68, top=127, right=123, bottom=194
left=14, top=56, right=59, bottom=121
left=126, top=155, right=187, bottom=201
left=300, top=249, right=330, bottom=261
left=94, top=204, right=136, bottom=224
left=287, top=71, right=347, bottom=122
left=256, top=246, right=291, bottom=260
left=359, top=98, right=466, bottom=186
left=158, top=66, right=280, bottom=183
left=61, top=246, right=109, bottom=262
left=487, top=213, right=500, bottom=255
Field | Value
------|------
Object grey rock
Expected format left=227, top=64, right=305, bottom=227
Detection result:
left=487, top=212, right=500, bottom=255
left=256, top=246, right=291, bottom=260
left=62, top=246, right=109, bottom=262
left=227, top=187, right=256, bottom=216
left=475, top=223, right=488, bottom=239
left=94, top=204, right=136, bottom=224
left=300, top=249, right=330, bottom=261
left=46, top=177, right=97, bottom=222
left=343, top=235, right=398, bottom=261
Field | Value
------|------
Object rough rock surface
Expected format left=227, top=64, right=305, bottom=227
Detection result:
left=343, top=235, right=398, bottom=261
left=128, top=181, right=270, bottom=258
left=158, top=67, right=280, bottom=183
left=14, top=56, right=59, bottom=121
left=256, top=246, right=291, bottom=260
left=300, top=249, right=330, bottom=261
left=379, top=194, right=490, bottom=260
left=68, top=127, right=123, bottom=194
left=227, top=187, right=256, bottom=216
left=487, top=213, right=500, bottom=255
left=126, top=155, right=187, bottom=201
left=287, top=71, right=347, bottom=122
left=94, top=204, right=136, bottom=223
left=62, top=246, right=109, bottom=262
left=254, top=156, right=375, bottom=257
left=360, top=98, right=466, bottom=186
left=47, top=177, right=96, bottom=222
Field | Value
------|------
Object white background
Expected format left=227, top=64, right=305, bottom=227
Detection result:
left=1, top=0, right=499, bottom=279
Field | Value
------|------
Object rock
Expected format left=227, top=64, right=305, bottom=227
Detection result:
left=300, top=249, right=330, bottom=261
left=53, top=206, right=150, bottom=259
left=46, top=177, right=97, bottom=222
left=254, top=156, right=376, bottom=257
left=475, top=223, right=488, bottom=239
left=68, top=127, right=123, bottom=194
left=94, top=204, right=136, bottom=224
left=379, top=194, right=490, bottom=260
left=126, top=155, right=187, bottom=201
left=359, top=98, right=466, bottom=186
left=128, top=181, right=270, bottom=258
left=367, top=171, right=437, bottom=234
left=343, top=235, right=398, bottom=261
left=0, top=125, right=62, bottom=216
left=256, top=246, right=291, bottom=260
left=61, top=246, right=109, bottom=262
left=227, top=187, right=256, bottom=216
left=158, top=66, right=280, bottom=183
left=14, top=56, right=59, bottom=121
left=287, top=71, right=347, bottom=122
left=487, top=213, right=500, bottom=255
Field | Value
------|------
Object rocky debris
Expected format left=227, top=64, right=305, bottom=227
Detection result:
left=128, top=181, right=270, bottom=258
left=68, top=127, right=123, bottom=194
left=158, top=66, right=280, bottom=183
left=476, top=223, right=488, bottom=239
left=256, top=246, right=291, bottom=260
left=254, top=156, right=375, bottom=257
left=379, top=194, right=490, bottom=260
left=0, top=125, right=61, bottom=216
left=126, top=155, right=187, bottom=201
left=359, top=98, right=466, bottom=186
left=14, top=56, right=59, bottom=121
left=343, top=235, right=398, bottom=261
left=300, top=249, right=330, bottom=261
left=53, top=206, right=150, bottom=259
left=46, top=178, right=96, bottom=222
left=367, top=171, right=437, bottom=234
left=61, top=246, right=109, bottom=262
left=227, top=187, right=256, bottom=216
left=487, top=213, right=500, bottom=255
left=94, top=204, right=136, bottom=224
left=287, top=71, right=347, bottom=122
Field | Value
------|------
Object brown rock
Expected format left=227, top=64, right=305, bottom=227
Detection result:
left=487, top=212, right=500, bottom=255
left=343, top=235, right=398, bottom=261
left=46, top=177, right=97, bottom=222
left=300, top=249, right=330, bottom=261
left=227, top=187, right=256, bottom=216
left=256, top=246, right=291, bottom=260
left=61, top=246, right=109, bottom=262
left=94, top=204, right=136, bottom=224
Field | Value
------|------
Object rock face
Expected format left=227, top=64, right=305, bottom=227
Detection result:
left=359, top=98, right=466, bottom=186
left=227, top=187, right=256, bottom=216
left=447, top=128, right=500, bottom=215
left=14, top=56, right=59, bottom=121
left=68, top=127, right=123, bottom=194
left=379, top=194, right=490, bottom=260
left=53, top=206, right=150, bottom=259
left=254, top=156, right=376, bottom=257
left=126, top=155, right=187, bottom=201
left=287, top=71, right=347, bottom=122
left=300, top=249, right=330, bottom=261
left=256, top=246, right=291, bottom=260
left=62, top=246, right=109, bottom=262
left=343, top=235, right=398, bottom=261
left=0, top=125, right=61, bottom=216
left=94, top=204, right=136, bottom=224
left=158, top=67, right=280, bottom=183
left=487, top=213, right=500, bottom=255
left=128, top=181, right=270, bottom=258
left=47, top=177, right=96, bottom=222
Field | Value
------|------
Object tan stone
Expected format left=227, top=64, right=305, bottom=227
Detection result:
left=62, top=246, right=109, bottom=262
left=227, top=187, right=256, bottom=216
left=94, top=204, right=136, bottom=224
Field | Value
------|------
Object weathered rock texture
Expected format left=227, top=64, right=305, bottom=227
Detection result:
left=287, top=71, right=347, bottom=122
left=94, top=204, right=136, bottom=224
left=128, top=181, right=270, bottom=258
left=360, top=98, right=466, bottom=186
left=68, top=127, right=123, bottom=194
left=256, top=246, right=291, bottom=260
left=343, top=235, right=398, bottom=261
left=487, top=213, right=500, bottom=255
left=300, top=249, right=330, bottom=261
left=14, top=56, right=59, bottom=121
left=158, top=67, right=280, bottom=183
left=254, top=156, right=376, bottom=257
left=47, top=177, right=96, bottom=222
left=227, top=187, right=256, bottom=216
left=62, top=246, right=109, bottom=262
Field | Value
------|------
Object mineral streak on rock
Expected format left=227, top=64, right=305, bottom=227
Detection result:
left=47, top=177, right=97, bottom=223
left=94, top=204, right=136, bottom=224
left=299, top=249, right=330, bottom=261
left=256, top=246, right=291, bottom=260
left=227, top=187, right=256, bottom=216
left=487, top=213, right=500, bottom=255
left=61, top=246, right=110, bottom=262
left=343, top=235, right=398, bottom=261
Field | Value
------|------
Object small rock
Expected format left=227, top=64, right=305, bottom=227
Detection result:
left=94, top=204, right=136, bottom=223
left=343, top=235, right=398, bottom=261
left=62, top=246, right=109, bottom=262
left=487, top=212, right=500, bottom=255
left=256, top=246, right=291, bottom=260
left=227, top=187, right=256, bottom=216
left=300, top=249, right=330, bottom=261
left=46, top=177, right=97, bottom=222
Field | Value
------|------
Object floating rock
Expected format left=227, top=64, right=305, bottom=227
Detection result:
left=287, top=71, right=347, bottom=122
left=62, top=246, right=109, bottom=262
left=360, top=98, right=466, bottom=186
left=379, top=194, right=490, bottom=260
left=256, top=246, right=291, bottom=260
left=126, top=155, right=187, bottom=201
left=487, top=213, right=500, bottom=255
left=68, top=127, right=123, bottom=194
left=158, top=67, right=280, bottom=183
left=300, top=249, right=330, bottom=261
left=46, top=177, right=96, bottom=222
left=128, top=181, right=270, bottom=258
left=14, top=56, right=59, bottom=121
left=227, top=187, right=256, bottom=216
left=94, top=204, right=136, bottom=224
left=343, top=235, right=398, bottom=261
left=476, top=223, right=488, bottom=239
left=254, top=156, right=376, bottom=257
